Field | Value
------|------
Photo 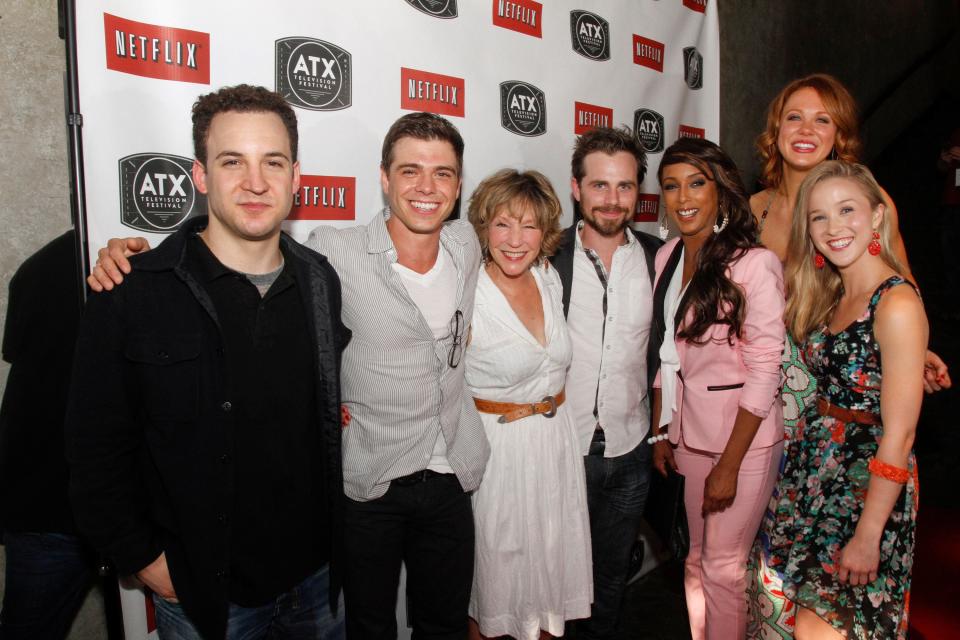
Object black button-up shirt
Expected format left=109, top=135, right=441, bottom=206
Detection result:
left=186, top=235, right=326, bottom=606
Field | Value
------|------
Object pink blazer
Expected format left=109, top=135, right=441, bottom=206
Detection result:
left=653, top=238, right=785, bottom=453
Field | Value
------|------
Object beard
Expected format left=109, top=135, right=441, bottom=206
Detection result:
left=582, top=205, right=631, bottom=237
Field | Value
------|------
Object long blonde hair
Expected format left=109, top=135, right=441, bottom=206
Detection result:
left=785, top=161, right=905, bottom=341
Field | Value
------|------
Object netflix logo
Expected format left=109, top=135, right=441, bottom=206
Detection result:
left=104, top=13, right=209, bottom=84
left=492, top=0, right=543, bottom=38
left=678, top=124, right=705, bottom=140
left=401, top=67, right=465, bottom=118
left=634, top=193, right=659, bottom=223
left=289, top=175, right=356, bottom=221
left=683, top=0, right=707, bottom=13
left=632, top=34, right=664, bottom=72
left=574, top=101, right=613, bottom=135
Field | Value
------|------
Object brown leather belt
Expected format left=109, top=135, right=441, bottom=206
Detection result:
left=474, top=389, right=565, bottom=424
left=816, top=397, right=880, bottom=425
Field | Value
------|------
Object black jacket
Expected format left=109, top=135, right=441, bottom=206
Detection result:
left=66, top=217, right=349, bottom=639
left=552, top=224, right=663, bottom=382
left=0, top=230, right=82, bottom=534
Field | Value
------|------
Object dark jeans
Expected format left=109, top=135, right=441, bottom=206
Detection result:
left=342, top=473, right=474, bottom=640
left=578, top=440, right=652, bottom=640
left=152, top=564, right=343, bottom=640
left=0, top=532, right=96, bottom=640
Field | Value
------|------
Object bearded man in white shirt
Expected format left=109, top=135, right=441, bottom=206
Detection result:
left=551, top=127, right=662, bottom=640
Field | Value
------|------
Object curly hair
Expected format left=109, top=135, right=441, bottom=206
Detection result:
left=756, top=74, right=861, bottom=189
left=571, top=126, right=647, bottom=185
left=192, top=84, right=298, bottom=165
left=657, top=138, right=760, bottom=344
left=785, top=161, right=906, bottom=342
left=467, top=169, right=563, bottom=263
left=381, top=112, right=465, bottom=173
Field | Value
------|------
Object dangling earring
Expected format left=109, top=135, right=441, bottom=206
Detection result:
left=868, top=230, right=881, bottom=256
left=829, top=147, right=838, bottom=161
left=814, top=252, right=826, bottom=269
left=658, top=209, right=670, bottom=240
left=712, top=212, right=728, bottom=234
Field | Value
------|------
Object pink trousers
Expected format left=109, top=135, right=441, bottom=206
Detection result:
left=674, top=438, right=782, bottom=640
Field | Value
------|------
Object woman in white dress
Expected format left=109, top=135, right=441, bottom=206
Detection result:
left=465, top=169, right=593, bottom=640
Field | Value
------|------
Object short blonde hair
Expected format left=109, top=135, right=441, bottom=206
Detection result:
left=785, top=161, right=905, bottom=342
left=467, top=169, right=563, bottom=263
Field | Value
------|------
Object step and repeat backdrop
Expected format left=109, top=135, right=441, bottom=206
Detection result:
left=74, top=0, right=718, bottom=636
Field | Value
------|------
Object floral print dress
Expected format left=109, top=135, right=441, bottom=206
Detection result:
left=761, top=276, right=918, bottom=640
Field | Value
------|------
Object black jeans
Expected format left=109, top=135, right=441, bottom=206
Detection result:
left=578, top=440, right=652, bottom=639
left=342, top=473, right=474, bottom=640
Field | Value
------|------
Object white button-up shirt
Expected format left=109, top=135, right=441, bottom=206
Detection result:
left=566, top=222, right=653, bottom=457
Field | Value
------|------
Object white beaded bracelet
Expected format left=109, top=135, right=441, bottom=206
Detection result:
left=646, top=433, right=669, bottom=444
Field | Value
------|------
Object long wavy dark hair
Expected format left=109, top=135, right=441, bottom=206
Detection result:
left=657, top=138, right=759, bottom=344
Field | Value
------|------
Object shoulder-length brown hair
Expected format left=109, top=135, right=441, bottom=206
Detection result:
left=467, top=169, right=563, bottom=263
left=785, top=161, right=906, bottom=342
left=757, top=74, right=861, bottom=189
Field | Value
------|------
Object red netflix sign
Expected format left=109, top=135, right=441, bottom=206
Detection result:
left=400, top=68, right=466, bottom=118
left=678, top=124, right=706, bottom=140
left=683, top=0, right=707, bottom=13
left=289, top=175, right=356, bottom=221
left=632, top=35, right=664, bottom=72
left=634, top=193, right=659, bottom=223
left=574, top=102, right=613, bottom=135
left=492, top=0, right=543, bottom=38
left=103, top=13, right=210, bottom=84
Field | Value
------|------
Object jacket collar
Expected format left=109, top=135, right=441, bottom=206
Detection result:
left=366, top=207, right=470, bottom=256
left=131, top=214, right=328, bottom=273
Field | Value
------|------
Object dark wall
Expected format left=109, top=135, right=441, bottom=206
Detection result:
left=718, top=0, right=959, bottom=190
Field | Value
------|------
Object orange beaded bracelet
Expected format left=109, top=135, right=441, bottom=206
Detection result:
left=868, top=457, right=909, bottom=484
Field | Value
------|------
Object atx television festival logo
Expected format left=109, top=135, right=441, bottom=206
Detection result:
left=289, top=175, right=356, bottom=221
left=493, top=0, right=543, bottom=38
left=683, top=47, right=703, bottom=89
left=574, top=102, right=612, bottom=135
left=401, top=68, right=465, bottom=118
left=500, top=81, right=546, bottom=137
left=405, top=0, right=458, bottom=18
left=119, top=154, right=205, bottom=233
left=570, top=10, right=610, bottom=60
left=634, top=108, right=664, bottom=154
left=276, top=38, right=352, bottom=111
left=635, top=193, right=659, bottom=223
left=103, top=13, right=209, bottom=84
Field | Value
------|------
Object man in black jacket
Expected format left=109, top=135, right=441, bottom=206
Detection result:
left=67, top=85, right=349, bottom=640
left=551, top=127, right=662, bottom=639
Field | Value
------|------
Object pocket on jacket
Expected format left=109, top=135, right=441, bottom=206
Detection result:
left=126, top=333, right=201, bottom=421
left=706, top=382, right=745, bottom=391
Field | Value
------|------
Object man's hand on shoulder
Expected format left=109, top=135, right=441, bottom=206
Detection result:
left=136, top=552, right=178, bottom=602
left=87, top=237, right=152, bottom=292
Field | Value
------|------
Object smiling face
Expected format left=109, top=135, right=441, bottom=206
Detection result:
left=193, top=110, right=299, bottom=244
left=571, top=151, right=639, bottom=238
left=807, top=177, right=884, bottom=270
left=660, top=162, right=719, bottom=243
left=777, top=87, right=838, bottom=173
left=381, top=136, right=461, bottom=242
left=484, top=201, right=543, bottom=281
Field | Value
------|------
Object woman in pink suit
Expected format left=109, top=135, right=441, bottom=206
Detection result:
left=650, top=138, right=785, bottom=640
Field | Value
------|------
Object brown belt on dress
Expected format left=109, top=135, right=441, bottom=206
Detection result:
left=473, top=388, right=565, bottom=424
left=816, top=397, right=880, bottom=425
